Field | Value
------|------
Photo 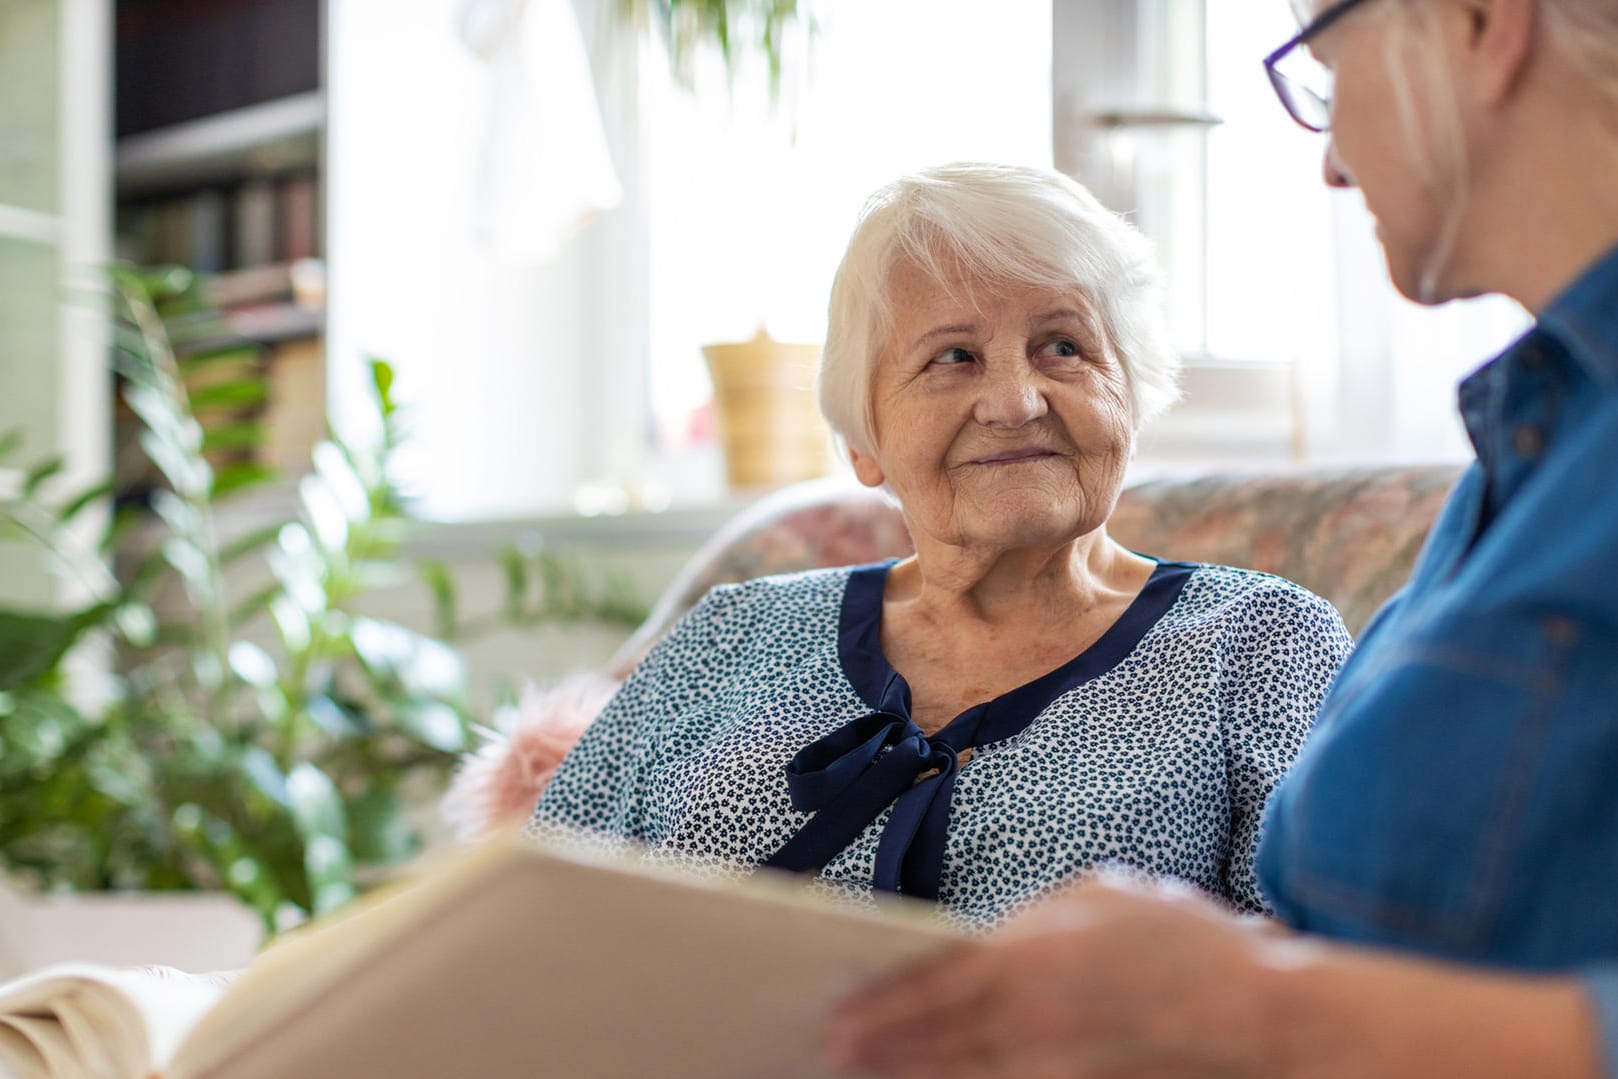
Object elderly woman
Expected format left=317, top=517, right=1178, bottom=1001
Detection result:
left=528, top=163, right=1351, bottom=927
left=831, top=0, right=1618, bottom=1075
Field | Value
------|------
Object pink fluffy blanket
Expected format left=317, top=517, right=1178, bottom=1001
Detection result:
left=440, top=673, right=620, bottom=840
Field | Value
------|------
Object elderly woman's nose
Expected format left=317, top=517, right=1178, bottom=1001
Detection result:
left=972, top=363, right=1049, bottom=427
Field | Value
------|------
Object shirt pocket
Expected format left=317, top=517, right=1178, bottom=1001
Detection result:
left=1267, top=613, right=1581, bottom=956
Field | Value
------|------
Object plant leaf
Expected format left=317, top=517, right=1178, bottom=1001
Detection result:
left=112, top=603, right=157, bottom=647
left=179, top=344, right=262, bottom=371
left=498, top=546, right=527, bottom=621
left=349, top=617, right=467, bottom=699
left=211, top=462, right=276, bottom=499
left=58, top=481, right=114, bottom=524
left=239, top=746, right=290, bottom=808
left=228, top=640, right=278, bottom=688
left=311, top=441, right=369, bottom=524
left=368, top=358, right=397, bottom=419
left=303, top=833, right=356, bottom=915
left=228, top=583, right=283, bottom=627
left=418, top=559, right=457, bottom=641
left=299, top=473, right=349, bottom=554
left=347, top=783, right=416, bottom=864
left=286, top=761, right=346, bottom=839
left=201, top=423, right=267, bottom=455
left=186, top=379, right=266, bottom=411
left=220, top=523, right=286, bottom=565
left=22, top=457, right=65, bottom=496
left=306, top=695, right=362, bottom=738
left=0, top=605, right=113, bottom=691
left=396, top=700, right=467, bottom=753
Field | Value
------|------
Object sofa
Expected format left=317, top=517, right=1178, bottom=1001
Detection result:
left=442, top=464, right=1464, bottom=837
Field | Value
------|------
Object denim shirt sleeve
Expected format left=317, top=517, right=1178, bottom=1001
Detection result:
left=1256, top=351, right=1618, bottom=969
left=1585, top=966, right=1618, bottom=1079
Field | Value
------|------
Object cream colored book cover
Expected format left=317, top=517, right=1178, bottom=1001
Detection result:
left=0, top=837, right=962, bottom=1079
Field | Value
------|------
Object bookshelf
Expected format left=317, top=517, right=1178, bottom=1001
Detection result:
left=115, top=89, right=323, bottom=196
left=112, top=0, right=327, bottom=501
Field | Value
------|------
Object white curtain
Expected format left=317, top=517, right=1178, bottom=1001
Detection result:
left=457, top=0, right=623, bottom=264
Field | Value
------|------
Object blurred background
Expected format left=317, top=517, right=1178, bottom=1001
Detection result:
left=0, top=0, right=1537, bottom=955
left=3, top=0, right=1532, bottom=623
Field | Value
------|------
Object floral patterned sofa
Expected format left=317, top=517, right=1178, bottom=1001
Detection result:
left=444, top=464, right=1464, bottom=837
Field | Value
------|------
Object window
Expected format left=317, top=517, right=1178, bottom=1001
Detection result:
left=329, top=0, right=1052, bottom=521
left=327, top=0, right=1522, bottom=524
left=1054, top=0, right=1529, bottom=471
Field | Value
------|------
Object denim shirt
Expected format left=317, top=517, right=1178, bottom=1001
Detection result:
left=1256, top=243, right=1618, bottom=1074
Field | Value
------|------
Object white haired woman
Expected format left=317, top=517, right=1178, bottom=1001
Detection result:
left=528, top=163, right=1352, bottom=927
left=830, top=0, right=1618, bottom=1075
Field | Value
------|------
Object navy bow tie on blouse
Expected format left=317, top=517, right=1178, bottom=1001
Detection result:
left=763, top=676, right=987, bottom=901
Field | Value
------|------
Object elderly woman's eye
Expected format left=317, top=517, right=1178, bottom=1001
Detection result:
left=930, top=347, right=975, bottom=367
left=1038, top=338, right=1083, bottom=361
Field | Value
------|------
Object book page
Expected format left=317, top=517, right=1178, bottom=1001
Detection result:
left=0, top=1022, right=50, bottom=1079
left=0, top=964, right=234, bottom=1079
left=172, top=837, right=965, bottom=1079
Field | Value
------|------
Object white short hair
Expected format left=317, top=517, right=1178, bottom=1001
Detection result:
left=819, top=162, right=1181, bottom=457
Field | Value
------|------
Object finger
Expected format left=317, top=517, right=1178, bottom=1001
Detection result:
left=833, top=942, right=990, bottom=1031
left=837, top=998, right=1009, bottom=1078
left=827, top=946, right=999, bottom=1068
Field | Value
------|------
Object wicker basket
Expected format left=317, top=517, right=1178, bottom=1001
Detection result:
left=703, top=329, right=833, bottom=490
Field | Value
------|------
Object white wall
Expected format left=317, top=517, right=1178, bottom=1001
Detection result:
left=0, top=0, right=110, bottom=611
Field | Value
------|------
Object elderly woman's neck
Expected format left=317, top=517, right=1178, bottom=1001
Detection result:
left=892, top=533, right=1155, bottom=626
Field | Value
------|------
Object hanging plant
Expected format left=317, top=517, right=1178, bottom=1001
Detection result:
left=622, top=0, right=808, bottom=93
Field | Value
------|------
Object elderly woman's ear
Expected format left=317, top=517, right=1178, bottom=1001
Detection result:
left=848, top=445, right=886, bottom=489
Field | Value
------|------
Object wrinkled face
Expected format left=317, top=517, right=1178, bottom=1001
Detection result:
left=849, top=257, right=1134, bottom=553
left=1311, top=1, right=1456, bottom=302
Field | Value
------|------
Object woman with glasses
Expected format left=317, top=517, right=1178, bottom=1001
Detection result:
left=829, top=0, right=1618, bottom=1075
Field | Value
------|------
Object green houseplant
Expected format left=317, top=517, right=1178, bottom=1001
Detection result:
left=625, top=0, right=807, bottom=91
left=0, top=267, right=645, bottom=934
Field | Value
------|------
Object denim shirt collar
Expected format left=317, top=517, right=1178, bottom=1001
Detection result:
left=1456, top=242, right=1618, bottom=467
left=1536, top=241, right=1618, bottom=391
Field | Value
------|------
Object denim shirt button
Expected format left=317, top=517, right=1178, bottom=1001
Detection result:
left=1511, top=423, right=1546, bottom=457
left=1543, top=616, right=1579, bottom=646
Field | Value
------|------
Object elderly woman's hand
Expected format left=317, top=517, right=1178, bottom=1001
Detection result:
left=825, top=873, right=1288, bottom=1078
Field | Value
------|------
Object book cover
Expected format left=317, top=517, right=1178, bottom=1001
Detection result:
left=0, top=837, right=962, bottom=1079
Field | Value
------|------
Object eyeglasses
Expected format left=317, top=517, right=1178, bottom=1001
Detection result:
left=1263, top=0, right=1380, bottom=132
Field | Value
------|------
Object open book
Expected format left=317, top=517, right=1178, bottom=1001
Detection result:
left=0, top=836, right=962, bottom=1078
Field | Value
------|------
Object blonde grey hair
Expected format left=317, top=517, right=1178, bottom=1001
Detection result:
left=819, top=163, right=1180, bottom=457
left=1373, top=0, right=1618, bottom=299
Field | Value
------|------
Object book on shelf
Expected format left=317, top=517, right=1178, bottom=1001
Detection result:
left=0, top=836, right=960, bottom=1079
left=229, top=179, right=277, bottom=269
left=186, top=189, right=228, bottom=274
left=204, top=258, right=324, bottom=311
left=116, top=173, right=322, bottom=280
left=273, top=171, right=318, bottom=263
left=259, top=335, right=325, bottom=475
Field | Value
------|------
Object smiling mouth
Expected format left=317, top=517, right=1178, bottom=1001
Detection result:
left=968, top=448, right=1059, bottom=466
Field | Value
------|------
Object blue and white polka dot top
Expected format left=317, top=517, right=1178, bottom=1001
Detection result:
left=528, top=560, right=1352, bottom=931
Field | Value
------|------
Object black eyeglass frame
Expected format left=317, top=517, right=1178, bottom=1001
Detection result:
left=1263, top=0, right=1379, bottom=132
